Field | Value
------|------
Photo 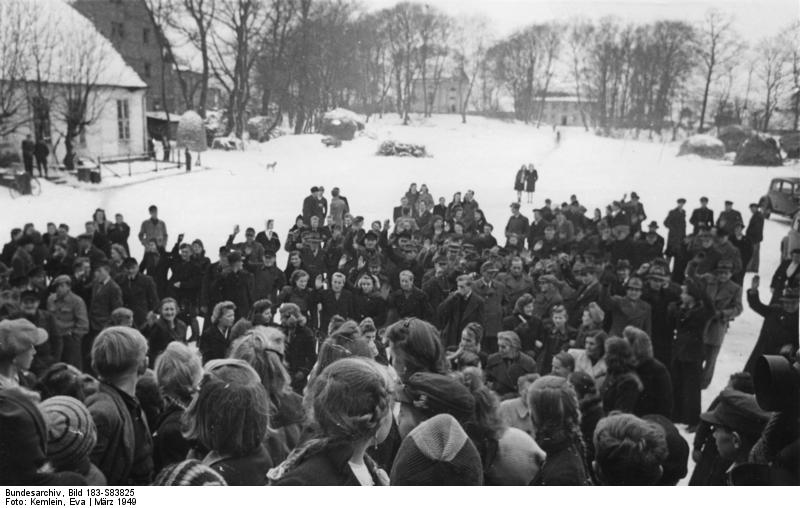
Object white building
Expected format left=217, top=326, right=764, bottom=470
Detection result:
left=535, top=96, right=596, bottom=127
left=0, top=0, right=147, bottom=166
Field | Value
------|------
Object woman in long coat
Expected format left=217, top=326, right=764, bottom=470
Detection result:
left=514, top=165, right=527, bottom=202
left=525, top=164, right=539, bottom=204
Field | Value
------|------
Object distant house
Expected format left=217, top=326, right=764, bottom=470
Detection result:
left=68, top=0, right=222, bottom=119
left=0, top=0, right=148, bottom=165
left=534, top=96, right=596, bottom=127
left=410, top=74, right=468, bottom=114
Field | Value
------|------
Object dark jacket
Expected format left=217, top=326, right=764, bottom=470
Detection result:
left=216, top=269, right=254, bottom=319
left=86, top=383, right=149, bottom=485
left=437, top=291, right=485, bottom=348
left=139, top=247, right=169, bottom=298
left=669, top=299, right=714, bottom=363
left=743, top=289, right=800, bottom=374
left=198, top=326, right=230, bottom=364
left=116, top=273, right=159, bottom=327
left=746, top=211, right=764, bottom=243
left=206, top=445, right=273, bottom=486
left=485, top=352, right=538, bottom=398
left=271, top=445, right=386, bottom=486
left=282, top=325, right=317, bottom=392
left=642, top=283, right=682, bottom=366
left=387, top=287, right=433, bottom=323
left=531, top=438, right=589, bottom=486
left=23, top=309, right=63, bottom=376
left=634, top=357, right=673, bottom=418
left=250, top=264, right=285, bottom=304
left=255, top=231, right=281, bottom=253
left=601, top=371, right=643, bottom=414
left=89, top=278, right=123, bottom=331
left=141, top=318, right=188, bottom=367
left=689, top=207, right=714, bottom=233
left=664, top=207, right=687, bottom=255
left=152, top=404, right=193, bottom=473
left=314, top=288, right=356, bottom=333
left=354, top=292, right=388, bottom=327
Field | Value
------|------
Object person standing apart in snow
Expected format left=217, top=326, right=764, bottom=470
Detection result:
left=690, top=197, right=714, bottom=235
left=21, top=134, right=35, bottom=176
left=663, top=198, right=687, bottom=268
left=514, top=165, right=527, bottom=203
left=525, top=164, right=538, bottom=204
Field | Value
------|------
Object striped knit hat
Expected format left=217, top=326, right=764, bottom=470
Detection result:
left=390, top=413, right=483, bottom=485
left=38, top=396, right=97, bottom=469
left=152, top=460, right=228, bottom=486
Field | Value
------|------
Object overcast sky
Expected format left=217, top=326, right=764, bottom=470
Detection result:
left=363, top=0, right=798, bottom=41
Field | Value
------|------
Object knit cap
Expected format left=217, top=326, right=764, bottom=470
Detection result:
left=390, top=413, right=483, bottom=485
left=152, top=459, right=228, bottom=486
left=38, top=396, right=97, bottom=469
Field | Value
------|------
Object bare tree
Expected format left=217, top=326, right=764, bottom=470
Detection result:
left=696, top=9, right=741, bottom=131
left=781, top=22, right=800, bottom=130
left=452, top=14, right=491, bottom=123
left=211, top=0, right=266, bottom=137
left=756, top=35, right=787, bottom=131
left=0, top=0, right=31, bottom=137
left=566, top=17, right=594, bottom=130
left=534, top=23, right=563, bottom=127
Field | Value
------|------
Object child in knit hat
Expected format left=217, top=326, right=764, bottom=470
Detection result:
left=39, top=396, right=106, bottom=485
left=390, top=413, right=483, bottom=485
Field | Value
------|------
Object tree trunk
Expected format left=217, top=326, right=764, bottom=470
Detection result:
left=699, top=59, right=714, bottom=131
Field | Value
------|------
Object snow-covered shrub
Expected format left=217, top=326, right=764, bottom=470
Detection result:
left=177, top=110, right=208, bottom=152
left=677, top=135, right=725, bottom=159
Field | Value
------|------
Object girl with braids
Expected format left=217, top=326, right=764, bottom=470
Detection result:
left=269, top=357, right=395, bottom=485
left=152, top=342, right=202, bottom=472
left=528, top=375, right=591, bottom=485
left=182, top=359, right=272, bottom=485
left=384, top=317, right=448, bottom=382
left=229, top=329, right=305, bottom=464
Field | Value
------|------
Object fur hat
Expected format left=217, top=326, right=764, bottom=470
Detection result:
left=390, top=413, right=483, bottom=485
left=152, top=459, right=228, bottom=486
left=38, top=396, right=97, bottom=470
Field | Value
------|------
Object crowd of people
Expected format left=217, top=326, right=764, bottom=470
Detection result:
left=0, top=175, right=798, bottom=487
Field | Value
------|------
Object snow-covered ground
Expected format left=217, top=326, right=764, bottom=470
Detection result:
left=2, top=114, right=797, bottom=479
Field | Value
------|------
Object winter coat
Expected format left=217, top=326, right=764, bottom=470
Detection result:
left=668, top=300, right=714, bottom=363
left=770, top=259, right=800, bottom=302
left=525, top=169, right=538, bottom=192
left=743, top=289, right=800, bottom=373
left=689, top=207, right=714, bottom=234
left=152, top=404, right=193, bottom=473
left=271, top=445, right=387, bottom=486
left=664, top=207, right=687, bottom=255
left=599, top=286, right=652, bottom=338
left=282, top=324, right=317, bottom=392
left=354, top=292, right=388, bottom=327
left=141, top=318, right=188, bottom=366
left=198, top=326, right=231, bottom=364
left=47, top=290, right=89, bottom=339
left=138, top=219, right=168, bottom=248
left=565, top=280, right=601, bottom=328
left=216, top=269, right=254, bottom=319
left=250, top=264, right=286, bottom=304
left=255, top=230, right=282, bottom=253
left=746, top=212, right=765, bottom=244
left=505, top=214, right=530, bottom=239
left=642, top=283, right=682, bottom=366
left=116, top=273, right=159, bottom=327
left=314, top=288, right=356, bottom=333
left=89, top=278, right=123, bottom=331
left=472, top=279, right=507, bottom=338
left=25, top=309, right=62, bottom=376
left=485, top=352, right=537, bottom=398
left=87, top=383, right=152, bottom=486
left=634, top=357, right=673, bottom=418
left=601, top=371, right=643, bottom=414
left=514, top=168, right=526, bottom=191
left=531, top=438, right=589, bottom=486
left=387, top=287, right=433, bottom=323
left=140, top=248, right=169, bottom=299
left=11, top=247, right=35, bottom=279
left=437, top=291, right=485, bottom=348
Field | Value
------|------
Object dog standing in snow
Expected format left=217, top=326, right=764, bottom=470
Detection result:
left=266, top=161, right=277, bottom=172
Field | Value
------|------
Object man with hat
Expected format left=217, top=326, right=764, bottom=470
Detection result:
left=633, top=221, right=665, bottom=266
left=216, top=250, right=254, bottom=320
left=713, top=227, right=743, bottom=279
left=699, top=388, right=770, bottom=484
left=664, top=198, right=687, bottom=265
left=18, top=289, right=61, bottom=376
left=533, top=274, right=564, bottom=320
left=473, top=261, right=507, bottom=353
left=47, top=274, right=89, bottom=369
left=498, top=257, right=534, bottom=314
left=505, top=202, right=530, bottom=240
left=609, top=200, right=630, bottom=228
left=437, top=274, right=485, bottom=348
left=716, top=200, right=744, bottom=235
left=729, top=221, right=752, bottom=286
left=167, top=239, right=203, bottom=320
left=10, top=235, right=35, bottom=280
left=688, top=228, right=722, bottom=276
left=226, top=225, right=265, bottom=267
left=688, top=259, right=742, bottom=388
left=769, top=247, right=800, bottom=304
left=251, top=249, right=286, bottom=304
left=599, top=276, right=652, bottom=337
left=422, top=256, right=455, bottom=328
left=642, top=264, right=681, bottom=367
left=565, top=261, right=601, bottom=328
left=299, top=231, right=326, bottom=282
left=0, top=318, right=48, bottom=390
left=743, top=276, right=800, bottom=374
left=690, top=197, right=715, bottom=234
left=116, top=257, right=159, bottom=328
left=623, top=191, right=647, bottom=232
left=46, top=241, right=75, bottom=280
left=302, top=186, right=324, bottom=226
left=745, top=203, right=764, bottom=272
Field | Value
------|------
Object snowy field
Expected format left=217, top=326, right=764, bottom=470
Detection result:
left=2, top=114, right=797, bottom=473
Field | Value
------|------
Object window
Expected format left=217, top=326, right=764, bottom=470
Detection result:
left=143, top=62, right=151, bottom=78
left=111, top=22, right=125, bottom=39
left=117, top=99, right=130, bottom=141
left=143, top=28, right=150, bottom=44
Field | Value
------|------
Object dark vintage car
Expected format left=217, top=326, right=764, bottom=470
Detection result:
left=760, top=177, right=800, bottom=219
